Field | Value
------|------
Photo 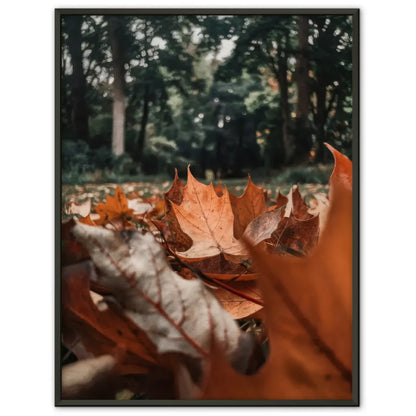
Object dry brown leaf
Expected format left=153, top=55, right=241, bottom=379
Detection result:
left=229, top=175, right=268, bottom=239
left=283, top=185, right=314, bottom=220
left=164, top=169, right=193, bottom=252
left=275, top=189, right=289, bottom=209
left=272, top=214, right=320, bottom=255
left=242, top=208, right=284, bottom=246
left=165, top=168, right=185, bottom=206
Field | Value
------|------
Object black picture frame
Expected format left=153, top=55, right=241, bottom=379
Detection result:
left=55, top=8, right=359, bottom=406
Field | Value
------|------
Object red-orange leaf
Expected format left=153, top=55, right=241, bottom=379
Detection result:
left=199, top=144, right=353, bottom=400
left=62, top=262, right=159, bottom=375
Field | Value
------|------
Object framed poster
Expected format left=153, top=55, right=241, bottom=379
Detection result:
left=56, top=8, right=359, bottom=406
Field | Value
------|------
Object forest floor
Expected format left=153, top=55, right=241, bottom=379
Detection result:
left=62, top=177, right=329, bottom=219
left=62, top=164, right=332, bottom=210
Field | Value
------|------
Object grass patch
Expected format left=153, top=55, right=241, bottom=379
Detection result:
left=62, top=163, right=332, bottom=186
left=272, top=164, right=332, bottom=185
left=62, top=169, right=172, bottom=185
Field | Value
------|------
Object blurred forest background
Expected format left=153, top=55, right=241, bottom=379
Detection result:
left=60, top=14, right=353, bottom=184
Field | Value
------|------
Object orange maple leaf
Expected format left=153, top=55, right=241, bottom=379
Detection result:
left=163, top=167, right=322, bottom=319
left=170, top=167, right=247, bottom=260
left=80, top=187, right=134, bottom=227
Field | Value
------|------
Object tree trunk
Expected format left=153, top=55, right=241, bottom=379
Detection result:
left=67, top=16, right=89, bottom=142
left=108, top=17, right=126, bottom=156
left=135, top=20, right=152, bottom=165
left=276, top=50, right=293, bottom=164
left=295, top=15, right=312, bottom=161
left=215, top=130, right=223, bottom=180
left=234, top=115, right=245, bottom=176
left=136, top=85, right=150, bottom=163
left=315, top=81, right=327, bottom=162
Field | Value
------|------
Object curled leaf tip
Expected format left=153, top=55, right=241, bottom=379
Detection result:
left=325, top=143, right=352, bottom=190
left=324, top=142, right=335, bottom=152
left=325, top=142, right=351, bottom=162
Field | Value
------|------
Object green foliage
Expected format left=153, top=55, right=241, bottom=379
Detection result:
left=273, top=164, right=332, bottom=185
left=62, top=140, right=92, bottom=172
left=142, top=136, right=193, bottom=175
left=62, top=141, right=138, bottom=182
left=62, top=169, right=170, bottom=185
left=61, top=13, right=353, bottom=181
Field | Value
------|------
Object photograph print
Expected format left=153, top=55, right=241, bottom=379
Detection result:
left=57, top=9, right=359, bottom=405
